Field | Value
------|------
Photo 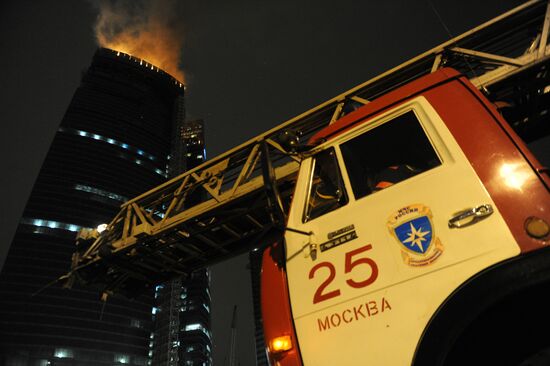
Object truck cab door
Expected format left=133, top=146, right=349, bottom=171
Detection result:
left=283, top=96, right=520, bottom=365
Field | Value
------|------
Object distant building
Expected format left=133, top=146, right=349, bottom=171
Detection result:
left=151, top=119, right=213, bottom=366
left=0, top=47, right=182, bottom=365
left=180, top=120, right=206, bottom=169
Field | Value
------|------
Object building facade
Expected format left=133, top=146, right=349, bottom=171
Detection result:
left=151, top=119, right=213, bottom=366
left=0, top=48, right=182, bottom=365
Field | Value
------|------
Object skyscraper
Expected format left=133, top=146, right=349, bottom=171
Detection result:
left=0, top=48, right=183, bottom=365
left=151, top=119, right=213, bottom=366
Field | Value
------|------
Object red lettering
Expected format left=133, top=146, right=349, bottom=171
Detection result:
left=316, top=297, right=392, bottom=332
left=330, top=313, right=341, bottom=327
left=345, top=244, right=379, bottom=289
left=309, top=244, right=379, bottom=304
left=353, top=304, right=366, bottom=320
left=382, top=297, right=391, bottom=312
left=367, top=301, right=378, bottom=316
left=309, top=262, right=341, bottom=304
left=318, top=317, right=331, bottom=332
left=342, top=309, right=353, bottom=323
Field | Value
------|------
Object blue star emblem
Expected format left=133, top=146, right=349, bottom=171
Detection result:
left=394, top=216, right=433, bottom=254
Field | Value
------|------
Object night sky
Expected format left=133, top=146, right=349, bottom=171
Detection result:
left=0, top=1, right=525, bottom=364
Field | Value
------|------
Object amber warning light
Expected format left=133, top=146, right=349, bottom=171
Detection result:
left=269, top=335, right=293, bottom=353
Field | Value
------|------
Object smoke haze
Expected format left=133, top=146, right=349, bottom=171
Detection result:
left=92, top=0, right=185, bottom=82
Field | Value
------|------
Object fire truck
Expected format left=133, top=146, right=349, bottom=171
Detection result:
left=66, top=1, right=550, bottom=364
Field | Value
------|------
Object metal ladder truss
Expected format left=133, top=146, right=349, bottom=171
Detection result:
left=67, top=0, right=550, bottom=296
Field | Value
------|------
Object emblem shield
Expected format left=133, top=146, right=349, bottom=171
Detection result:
left=387, top=204, right=443, bottom=266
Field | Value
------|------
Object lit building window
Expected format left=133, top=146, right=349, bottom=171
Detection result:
left=185, top=323, right=201, bottom=332
left=75, top=184, right=128, bottom=203
left=54, top=348, right=74, bottom=358
left=184, top=323, right=211, bottom=338
left=114, top=354, right=130, bottom=364
left=58, top=127, right=168, bottom=177
left=146, top=209, right=165, bottom=219
left=130, top=319, right=142, bottom=328
left=58, top=127, right=157, bottom=161
left=21, top=218, right=89, bottom=233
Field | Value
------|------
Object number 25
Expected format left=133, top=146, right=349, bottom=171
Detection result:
left=309, top=244, right=379, bottom=304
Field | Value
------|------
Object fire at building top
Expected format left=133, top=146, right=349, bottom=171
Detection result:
left=93, top=0, right=186, bottom=84
left=107, top=48, right=185, bottom=87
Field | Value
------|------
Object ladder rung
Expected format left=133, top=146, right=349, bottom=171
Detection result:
left=246, top=214, right=263, bottom=228
left=195, top=233, right=229, bottom=254
left=220, top=224, right=242, bottom=239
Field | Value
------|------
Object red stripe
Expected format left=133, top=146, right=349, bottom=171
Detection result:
left=261, top=242, right=303, bottom=365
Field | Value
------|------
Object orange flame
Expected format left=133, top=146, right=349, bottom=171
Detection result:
left=94, top=0, right=185, bottom=83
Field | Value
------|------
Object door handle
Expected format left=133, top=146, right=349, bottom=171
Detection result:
left=448, top=204, right=494, bottom=228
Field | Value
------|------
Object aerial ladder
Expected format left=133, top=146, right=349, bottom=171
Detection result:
left=65, top=0, right=550, bottom=298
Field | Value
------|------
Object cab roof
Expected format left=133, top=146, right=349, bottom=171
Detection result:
left=309, top=67, right=462, bottom=146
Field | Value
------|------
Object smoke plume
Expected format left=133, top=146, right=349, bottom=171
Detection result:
left=92, top=0, right=185, bottom=82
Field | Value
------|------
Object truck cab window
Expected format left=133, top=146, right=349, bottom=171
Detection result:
left=304, top=148, right=348, bottom=222
left=340, top=111, right=441, bottom=200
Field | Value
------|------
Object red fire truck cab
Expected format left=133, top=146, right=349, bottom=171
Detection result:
left=261, top=68, right=550, bottom=366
